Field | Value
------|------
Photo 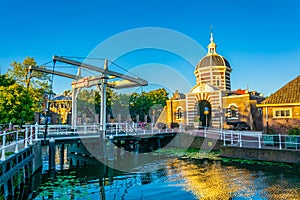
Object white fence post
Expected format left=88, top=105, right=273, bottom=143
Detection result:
left=1, top=131, right=6, bottom=161
left=35, top=122, right=39, bottom=140
left=239, top=132, right=242, bottom=147
left=25, top=127, right=28, bottom=148
left=151, top=123, right=154, bottom=134
left=14, top=131, right=19, bottom=153
left=30, top=125, right=33, bottom=145
left=84, top=123, right=87, bottom=134
left=279, top=134, right=282, bottom=150
left=258, top=134, right=261, bottom=149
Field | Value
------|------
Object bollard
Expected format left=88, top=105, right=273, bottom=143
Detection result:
left=258, top=134, right=261, bottom=148
left=1, top=131, right=6, bottom=161
left=223, top=132, right=226, bottom=146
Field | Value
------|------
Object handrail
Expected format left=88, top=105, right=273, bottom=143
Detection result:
left=2, top=123, right=298, bottom=162
left=0, top=127, right=35, bottom=161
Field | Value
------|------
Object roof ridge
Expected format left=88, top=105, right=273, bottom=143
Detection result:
left=263, top=75, right=300, bottom=104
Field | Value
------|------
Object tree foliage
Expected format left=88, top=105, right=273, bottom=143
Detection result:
left=74, top=87, right=169, bottom=123
left=129, top=88, right=168, bottom=122
left=6, top=57, right=52, bottom=113
left=0, top=75, right=33, bottom=124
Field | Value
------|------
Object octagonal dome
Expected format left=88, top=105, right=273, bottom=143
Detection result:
left=196, top=54, right=231, bottom=69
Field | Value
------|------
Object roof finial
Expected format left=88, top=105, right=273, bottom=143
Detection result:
left=207, top=25, right=217, bottom=55
left=210, top=25, right=214, bottom=42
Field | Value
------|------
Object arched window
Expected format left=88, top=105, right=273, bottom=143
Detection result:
left=175, top=107, right=184, bottom=120
left=227, top=104, right=239, bottom=120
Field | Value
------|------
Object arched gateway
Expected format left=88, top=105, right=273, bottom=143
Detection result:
left=197, top=100, right=211, bottom=127
left=158, top=31, right=232, bottom=128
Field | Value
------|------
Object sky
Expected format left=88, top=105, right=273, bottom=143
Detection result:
left=0, top=0, right=300, bottom=96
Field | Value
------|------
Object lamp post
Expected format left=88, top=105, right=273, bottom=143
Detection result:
left=204, top=107, right=209, bottom=127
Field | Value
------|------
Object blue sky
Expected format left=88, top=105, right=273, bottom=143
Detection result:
left=0, top=0, right=300, bottom=96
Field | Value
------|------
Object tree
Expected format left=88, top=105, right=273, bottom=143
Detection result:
left=129, top=88, right=168, bottom=122
left=0, top=75, right=33, bottom=124
left=6, top=57, right=52, bottom=113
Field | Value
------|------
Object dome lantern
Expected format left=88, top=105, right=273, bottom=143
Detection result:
left=207, top=32, right=217, bottom=55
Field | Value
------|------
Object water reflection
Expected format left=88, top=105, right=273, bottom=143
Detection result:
left=35, top=154, right=300, bottom=200
left=168, top=159, right=300, bottom=200
left=169, top=160, right=255, bottom=199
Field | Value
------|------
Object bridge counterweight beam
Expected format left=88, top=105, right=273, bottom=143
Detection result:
left=100, top=59, right=108, bottom=137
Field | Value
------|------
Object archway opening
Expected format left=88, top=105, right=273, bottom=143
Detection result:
left=198, top=100, right=211, bottom=127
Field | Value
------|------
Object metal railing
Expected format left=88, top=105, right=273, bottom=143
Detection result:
left=0, top=127, right=35, bottom=161
left=3, top=122, right=298, bottom=162
left=223, top=132, right=300, bottom=150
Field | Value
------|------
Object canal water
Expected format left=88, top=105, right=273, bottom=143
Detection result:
left=31, top=146, right=300, bottom=200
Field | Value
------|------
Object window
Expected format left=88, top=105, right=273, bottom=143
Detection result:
left=227, top=104, right=239, bottom=120
left=175, top=107, right=184, bottom=120
left=215, top=75, right=221, bottom=86
left=273, top=108, right=292, bottom=118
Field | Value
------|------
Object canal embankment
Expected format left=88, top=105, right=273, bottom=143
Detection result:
left=220, top=146, right=300, bottom=164
left=0, top=141, right=42, bottom=199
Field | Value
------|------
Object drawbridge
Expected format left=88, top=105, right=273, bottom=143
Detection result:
left=27, top=55, right=148, bottom=133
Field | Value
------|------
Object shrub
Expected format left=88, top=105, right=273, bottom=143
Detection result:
left=157, top=122, right=166, bottom=129
left=170, top=122, right=179, bottom=128
left=288, top=127, right=300, bottom=135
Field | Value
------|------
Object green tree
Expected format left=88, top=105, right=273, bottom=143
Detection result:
left=0, top=75, right=33, bottom=124
left=6, top=57, right=52, bottom=113
left=129, top=88, right=168, bottom=122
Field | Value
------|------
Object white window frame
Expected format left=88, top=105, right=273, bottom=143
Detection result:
left=176, top=106, right=184, bottom=120
left=227, top=104, right=239, bottom=120
left=273, top=108, right=292, bottom=118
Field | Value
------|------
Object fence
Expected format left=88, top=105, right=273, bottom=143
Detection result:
left=223, top=131, right=300, bottom=150
left=2, top=122, right=299, bottom=162
left=0, top=127, right=35, bottom=161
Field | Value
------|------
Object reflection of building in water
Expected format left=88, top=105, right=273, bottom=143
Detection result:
left=157, top=32, right=265, bottom=130
left=167, top=160, right=255, bottom=199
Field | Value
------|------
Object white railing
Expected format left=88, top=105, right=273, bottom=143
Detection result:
left=223, top=132, right=300, bottom=150
left=0, top=127, right=34, bottom=161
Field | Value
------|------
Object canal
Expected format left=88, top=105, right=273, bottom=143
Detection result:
left=30, top=146, right=300, bottom=200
